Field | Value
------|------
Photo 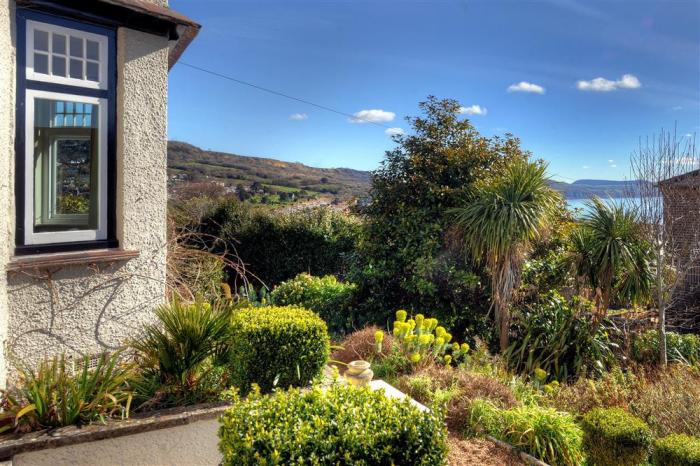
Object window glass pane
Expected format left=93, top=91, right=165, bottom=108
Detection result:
left=34, top=29, right=49, bottom=51
left=52, top=33, right=66, bottom=55
left=34, top=53, right=49, bottom=74
left=86, top=40, right=99, bottom=60
left=69, top=36, right=83, bottom=58
left=52, top=55, right=66, bottom=77
left=33, top=97, right=99, bottom=232
left=69, top=58, right=83, bottom=79
left=86, top=61, right=99, bottom=82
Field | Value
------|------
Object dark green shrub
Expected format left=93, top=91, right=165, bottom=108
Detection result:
left=228, top=305, right=329, bottom=393
left=506, top=291, right=617, bottom=382
left=218, top=384, right=448, bottom=465
left=202, top=202, right=361, bottom=286
left=653, top=434, right=700, bottom=466
left=581, top=407, right=652, bottom=466
left=270, top=273, right=357, bottom=334
left=632, top=330, right=700, bottom=364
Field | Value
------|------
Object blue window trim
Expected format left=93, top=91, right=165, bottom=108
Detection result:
left=14, top=8, right=118, bottom=256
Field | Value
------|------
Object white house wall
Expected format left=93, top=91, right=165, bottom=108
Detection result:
left=0, top=0, right=16, bottom=389
left=1, top=1, right=170, bottom=384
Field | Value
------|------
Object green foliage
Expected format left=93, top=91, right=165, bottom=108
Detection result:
left=569, top=198, right=652, bottom=312
left=354, top=96, right=527, bottom=338
left=270, top=273, right=357, bottom=334
left=468, top=399, right=584, bottom=466
left=202, top=202, right=361, bottom=287
left=506, top=291, right=617, bottom=382
left=131, top=299, right=233, bottom=407
left=218, top=384, right=448, bottom=465
left=581, top=407, right=652, bottom=466
left=450, top=158, right=561, bottom=351
left=632, top=330, right=700, bottom=365
left=57, top=193, right=89, bottom=214
left=653, top=434, right=700, bottom=466
left=228, top=305, right=330, bottom=394
left=0, top=352, right=133, bottom=430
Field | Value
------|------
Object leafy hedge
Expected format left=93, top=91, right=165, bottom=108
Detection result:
left=468, top=399, right=584, bottom=466
left=653, top=434, right=700, bottom=466
left=201, top=203, right=360, bottom=286
left=581, top=407, right=652, bottom=466
left=271, top=273, right=357, bottom=334
left=632, top=330, right=700, bottom=365
left=228, top=306, right=329, bottom=393
left=218, top=384, right=448, bottom=465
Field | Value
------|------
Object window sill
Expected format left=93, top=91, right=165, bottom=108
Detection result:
left=6, top=248, right=139, bottom=272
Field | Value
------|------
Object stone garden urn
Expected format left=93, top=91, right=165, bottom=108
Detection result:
left=344, top=360, right=374, bottom=386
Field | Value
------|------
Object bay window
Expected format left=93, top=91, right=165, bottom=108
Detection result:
left=16, top=11, right=116, bottom=255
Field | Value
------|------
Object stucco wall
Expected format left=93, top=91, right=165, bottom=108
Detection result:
left=3, top=17, right=170, bottom=380
left=0, top=0, right=15, bottom=388
left=12, top=419, right=221, bottom=466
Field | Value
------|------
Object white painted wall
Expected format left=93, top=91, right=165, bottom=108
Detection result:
left=0, top=0, right=171, bottom=383
left=0, top=0, right=16, bottom=389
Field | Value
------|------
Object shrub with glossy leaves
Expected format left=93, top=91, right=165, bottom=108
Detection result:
left=581, top=407, right=652, bottom=466
left=228, top=305, right=329, bottom=394
left=270, top=273, right=357, bottom=334
left=652, top=434, right=700, bottom=466
left=218, top=384, right=448, bottom=465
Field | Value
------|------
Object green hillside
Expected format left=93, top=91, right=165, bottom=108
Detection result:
left=168, top=141, right=370, bottom=201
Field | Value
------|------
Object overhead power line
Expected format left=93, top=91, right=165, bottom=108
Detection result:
left=178, top=61, right=393, bottom=129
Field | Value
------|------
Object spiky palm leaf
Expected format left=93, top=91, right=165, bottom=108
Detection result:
left=449, top=160, right=560, bottom=351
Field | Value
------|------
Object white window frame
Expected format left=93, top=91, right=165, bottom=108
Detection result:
left=24, top=89, right=108, bottom=245
left=26, top=19, right=108, bottom=90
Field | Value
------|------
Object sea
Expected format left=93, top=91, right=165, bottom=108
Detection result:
left=566, top=197, right=644, bottom=216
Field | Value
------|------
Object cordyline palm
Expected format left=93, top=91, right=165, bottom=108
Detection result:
left=571, top=198, right=651, bottom=318
left=450, top=160, right=560, bottom=352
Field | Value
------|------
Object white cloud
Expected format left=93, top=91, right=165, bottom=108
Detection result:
left=349, top=109, right=395, bottom=124
left=611, top=164, right=617, bottom=168
left=685, top=133, right=694, bottom=138
left=289, top=113, right=308, bottom=121
left=385, top=127, right=405, bottom=136
left=577, top=74, right=641, bottom=92
left=608, top=159, right=615, bottom=163
left=507, top=81, right=546, bottom=94
left=458, top=104, right=488, bottom=116
left=583, top=165, right=590, bottom=169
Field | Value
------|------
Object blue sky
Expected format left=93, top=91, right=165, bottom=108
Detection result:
left=168, top=0, right=699, bottom=182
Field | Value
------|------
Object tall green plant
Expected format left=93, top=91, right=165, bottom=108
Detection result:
left=450, top=160, right=560, bottom=351
left=569, top=198, right=652, bottom=316
left=1, top=352, right=134, bottom=431
left=131, top=299, right=232, bottom=406
left=505, top=291, right=617, bottom=381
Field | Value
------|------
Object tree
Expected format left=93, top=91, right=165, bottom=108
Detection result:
left=354, top=96, right=529, bottom=336
left=630, top=128, right=698, bottom=365
left=571, top=198, right=652, bottom=319
left=450, top=160, right=560, bottom=351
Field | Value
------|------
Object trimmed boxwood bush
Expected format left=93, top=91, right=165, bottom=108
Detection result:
left=228, top=305, right=330, bottom=393
left=218, top=384, right=448, bottom=465
left=653, top=434, right=700, bottom=466
left=270, top=273, right=357, bottom=334
left=581, top=407, right=652, bottom=466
